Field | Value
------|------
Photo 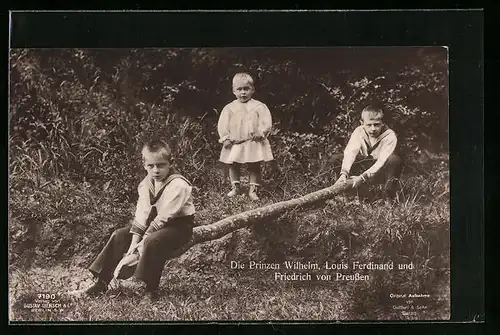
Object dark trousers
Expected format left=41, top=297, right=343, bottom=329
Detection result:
left=331, top=153, right=403, bottom=198
left=89, top=215, right=194, bottom=290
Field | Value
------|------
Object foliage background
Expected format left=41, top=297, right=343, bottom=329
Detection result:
left=9, top=47, right=449, bottom=321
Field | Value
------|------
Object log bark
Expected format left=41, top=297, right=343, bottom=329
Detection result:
left=171, top=180, right=353, bottom=257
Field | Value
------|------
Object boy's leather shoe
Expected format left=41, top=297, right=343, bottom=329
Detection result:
left=84, top=279, right=108, bottom=297
left=143, top=288, right=159, bottom=303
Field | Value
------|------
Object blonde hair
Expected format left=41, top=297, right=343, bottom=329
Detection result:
left=361, top=105, right=384, bottom=121
left=232, top=72, right=254, bottom=87
left=141, top=138, right=172, bottom=161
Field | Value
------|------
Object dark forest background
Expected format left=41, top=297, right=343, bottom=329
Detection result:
left=9, top=48, right=447, bottom=191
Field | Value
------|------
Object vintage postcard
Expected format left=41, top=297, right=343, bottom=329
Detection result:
left=8, top=46, right=450, bottom=322
left=8, top=10, right=483, bottom=324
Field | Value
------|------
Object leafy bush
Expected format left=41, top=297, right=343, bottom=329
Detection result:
left=10, top=48, right=447, bottom=185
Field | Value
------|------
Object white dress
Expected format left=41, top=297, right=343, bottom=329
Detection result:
left=217, top=99, right=274, bottom=164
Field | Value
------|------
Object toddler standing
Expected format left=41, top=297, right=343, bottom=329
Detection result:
left=217, top=73, right=274, bottom=200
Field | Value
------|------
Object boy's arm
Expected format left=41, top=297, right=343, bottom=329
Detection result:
left=129, top=182, right=151, bottom=237
left=258, top=103, right=272, bottom=137
left=361, top=133, right=397, bottom=179
left=144, top=179, right=192, bottom=235
left=340, top=127, right=362, bottom=177
left=217, top=106, right=231, bottom=143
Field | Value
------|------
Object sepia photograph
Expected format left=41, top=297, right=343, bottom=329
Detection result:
left=9, top=46, right=451, bottom=322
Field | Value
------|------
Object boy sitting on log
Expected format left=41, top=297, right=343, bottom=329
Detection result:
left=80, top=139, right=196, bottom=302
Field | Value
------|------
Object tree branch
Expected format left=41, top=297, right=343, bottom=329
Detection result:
left=170, top=180, right=354, bottom=257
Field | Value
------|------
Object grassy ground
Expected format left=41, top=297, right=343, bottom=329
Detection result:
left=10, top=264, right=352, bottom=321
left=8, top=159, right=450, bottom=322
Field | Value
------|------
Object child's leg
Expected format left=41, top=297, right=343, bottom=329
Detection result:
left=350, top=157, right=377, bottom=199
left=382, top=154, right=403, bottom=199
left=248, top=162, right=261, bottom=185
left=353, top=155, right=402, bottom=199
left=248, top=162, right=261, bottom=200
left=135, top=216, right=194, bottom=292
left=229, top=163, right=241, bottom=183
left=87, top=226, right=132, bottom=291
left=227, top=163, right=241, bottom=196
left=351, top=157, right=376, bottom=175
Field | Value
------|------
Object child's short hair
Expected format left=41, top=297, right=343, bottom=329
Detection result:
left=361, top=105, right=385, bottom=121
left=232, top=72, right=254, bottom=87
left=142, top=138, right=172, bottom=161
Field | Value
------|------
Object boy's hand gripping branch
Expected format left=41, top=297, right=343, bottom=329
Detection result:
left=350, top=175, right=366, bottom=188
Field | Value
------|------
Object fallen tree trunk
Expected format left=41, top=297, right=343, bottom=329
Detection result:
left=171, top=180, right=353, bottom=257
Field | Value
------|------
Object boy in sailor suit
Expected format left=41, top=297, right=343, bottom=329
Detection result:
left=333, top=105, right=402, bottom=199
left=82, top=139, right=195, bottom=301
